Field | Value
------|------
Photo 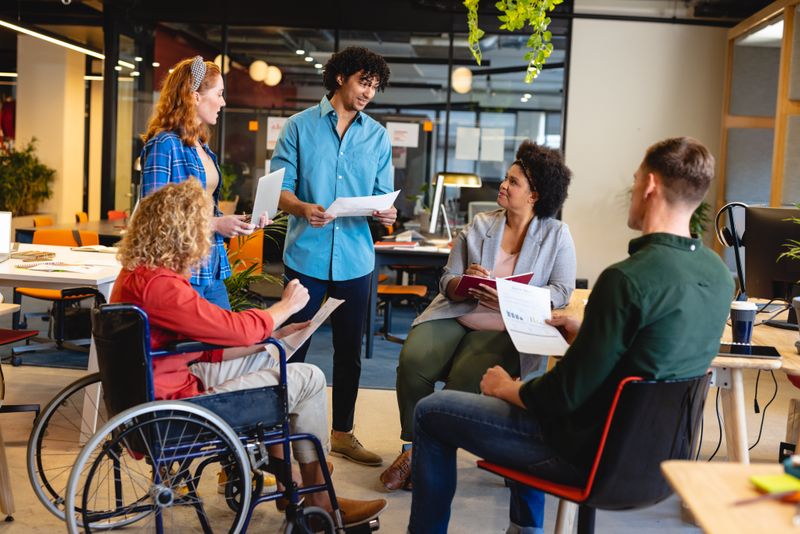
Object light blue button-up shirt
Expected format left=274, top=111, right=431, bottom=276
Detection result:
left=272, top=96, right=394, bottom=281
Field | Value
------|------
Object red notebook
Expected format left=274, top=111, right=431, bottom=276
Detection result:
left=453, top=272, right=534, bottom=297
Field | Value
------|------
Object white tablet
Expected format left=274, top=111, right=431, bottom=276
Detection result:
left=251, top=168, right=285, bottom=224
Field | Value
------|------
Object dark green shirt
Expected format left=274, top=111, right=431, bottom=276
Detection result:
left=519, top=233, right=734, bottom=470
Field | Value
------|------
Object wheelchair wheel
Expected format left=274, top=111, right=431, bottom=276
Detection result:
left=64, top=400, right=252, bottom=534
left=284, top=506, right=335, bottom=534
left=26, top=372, right=141, bottom=528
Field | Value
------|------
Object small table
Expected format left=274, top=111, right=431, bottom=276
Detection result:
left=16, top=220, right=126, bottom=246
left=662, top=460, right=797, bottom=533
left=365, top=245, right=450, bottom=359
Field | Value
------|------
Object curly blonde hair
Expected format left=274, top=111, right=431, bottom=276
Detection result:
left=141, top=57, right=221, bottom=146
left=117, top=179, right=212, bottom=275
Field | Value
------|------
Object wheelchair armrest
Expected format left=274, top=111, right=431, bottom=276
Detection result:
left=152, top=337, right=285, bottom=359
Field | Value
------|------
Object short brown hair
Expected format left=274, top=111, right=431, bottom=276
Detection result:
left=117, top=179, right=212, bottom=275
left=141, top=57, right=221, bottom=146
left=642, top=137, right=715, bottom=206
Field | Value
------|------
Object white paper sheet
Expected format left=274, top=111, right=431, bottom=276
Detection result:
left=480, top=127, right=505, bottom=162
left=325, top=190, right=400, bottom=217
left=273, top=297, right=345, bottom=359
left=387, top=122, right=420, bottom=148
left=24, top=262, right=104, bottom=274
left=455, top=127, right=480, bottom=160
left=496, top=279, right=569, bottom=356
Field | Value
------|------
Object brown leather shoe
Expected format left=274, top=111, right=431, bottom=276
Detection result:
left=337, top=496, right=387, bottom=527
left=379, top=448, right=412, bottom=492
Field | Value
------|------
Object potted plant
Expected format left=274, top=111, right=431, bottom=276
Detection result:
left=690, top=200, right=711, bottom=238
left=224, top=212, right=289, bottom=311
left=778, top=206, right=800, bottom=349
left=0, top=139, right=55, bottom=215
left=218, top=163, right=240, bottom=216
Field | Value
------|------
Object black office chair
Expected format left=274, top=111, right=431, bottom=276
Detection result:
left=478, top=374, right=710, bottom=534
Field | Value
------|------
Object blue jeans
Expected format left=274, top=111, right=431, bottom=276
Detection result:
left=283, top=266, right=371, bottom=432
left=408, top=390, right=584, bottom=533
left=192, top=278, right=231, bottom=310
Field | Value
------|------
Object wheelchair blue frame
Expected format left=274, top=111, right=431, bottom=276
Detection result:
left=84, top=303, right=343, bottom=533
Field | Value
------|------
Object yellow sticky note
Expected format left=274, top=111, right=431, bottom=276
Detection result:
left=750, top=474, right=800, bottom=494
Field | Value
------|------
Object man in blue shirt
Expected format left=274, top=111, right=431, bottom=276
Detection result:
left=273, top=47, right=395, bottom=466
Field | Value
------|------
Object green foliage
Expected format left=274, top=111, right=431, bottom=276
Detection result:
left=779, top=203, right=800, bottom=265
left=690, top=201, right=711, bottom=238
left=219, top=164, right=239, bottom=202
left=0, top=139, right=55, bottom=215
left=464, top=0, right=563, bottom=83
left=224, top=212, right=288, bottom=311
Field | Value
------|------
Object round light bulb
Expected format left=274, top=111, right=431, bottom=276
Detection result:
left=451, top=67, right=472, bottom=94
left=249, top=60, right=268, bottom=81
left=264, top=65, right=282, bottom=86
left=214, top=54, right=231, bottom=75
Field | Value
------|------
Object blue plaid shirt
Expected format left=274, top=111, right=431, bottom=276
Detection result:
left=272, top=96, right=394, bottom=281
left=140, top=131, right=231, bottom=285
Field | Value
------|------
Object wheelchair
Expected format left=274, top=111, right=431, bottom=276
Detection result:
left=27, top=303, right=379, bottom=533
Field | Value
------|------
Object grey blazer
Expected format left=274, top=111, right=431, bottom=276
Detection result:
left=412, top=209, right=576, bottom=327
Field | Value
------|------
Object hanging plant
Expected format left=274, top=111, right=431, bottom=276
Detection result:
left=464, top=0, right=564, bottom=83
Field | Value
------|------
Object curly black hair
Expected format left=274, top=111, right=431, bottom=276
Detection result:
left=513, top=141, right=572, bottom=219
left=322, top=46, right=390, bottom=96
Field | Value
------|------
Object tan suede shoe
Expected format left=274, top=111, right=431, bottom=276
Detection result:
left=330, top=431, right=383, bottom=466
left=336, top=496, right=387, bottom=527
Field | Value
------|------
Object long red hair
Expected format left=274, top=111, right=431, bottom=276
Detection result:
left=142, top=57, right=221, bottom=147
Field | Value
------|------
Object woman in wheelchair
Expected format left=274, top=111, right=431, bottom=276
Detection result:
left=111, top=179, right=386, bottom=528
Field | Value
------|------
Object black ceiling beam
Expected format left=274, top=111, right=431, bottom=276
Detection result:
left=471, top=62, right=564, bottom=76
left=384, top=56, right=489, bottom=67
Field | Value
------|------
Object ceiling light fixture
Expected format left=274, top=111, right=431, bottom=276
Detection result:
left=114, top=65, right=122, bottom=71
left=264, top=65, right=282, bottom=86
left=314, top=63, right=323, bottom=69
left=214, top=54, right=231, bottom=75
left=134, top=56, right=142, bottom=62
left=0, top=72, right=18, bottom=78
left=152, top=61, right=160, bottom=67
left=249, top=59, right=268, bottom=81
left=304, top=56, right=314, bottom=62
left=296, top=49, right=305, bottom=55
left=131, top=71, right=140, bottom=77
left=451, top=67, right=472, bottom=94
left=0, top=18, right=135, bottom=68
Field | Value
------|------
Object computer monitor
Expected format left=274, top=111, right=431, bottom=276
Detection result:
left=744, top=206, right=800, bottom=329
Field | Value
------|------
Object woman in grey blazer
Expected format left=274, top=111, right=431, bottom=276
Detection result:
left=380, top=141, right=576, bottom=491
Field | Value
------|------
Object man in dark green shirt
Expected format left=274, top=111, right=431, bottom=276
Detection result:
left=407, top=137, right=734, bottom=534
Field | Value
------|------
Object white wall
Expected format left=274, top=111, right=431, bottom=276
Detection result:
left=16, top=34, right=85, bottom=224
left=563, top=19, right=727, bottom=286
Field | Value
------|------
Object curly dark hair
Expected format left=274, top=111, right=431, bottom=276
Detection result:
left=322, top=46, right=390, bottom=96
left=513, top=140, right=572, bottom=219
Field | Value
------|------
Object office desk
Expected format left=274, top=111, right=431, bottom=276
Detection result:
left=16, top=220, right=126, bottom=246
left=0, top=302, right=20, bottom=519
left=662, top=460, right=796, bottom=534
left=366, top=246, right=450, bottom=359
left=0, top=244, right=121, bottom=439
left=559, top=291, right=789, bottom=464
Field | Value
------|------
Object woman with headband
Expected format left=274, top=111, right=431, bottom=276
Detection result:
left=379, top=141, right=577, bottom=492
left=140, top=56, right=266, bottom=309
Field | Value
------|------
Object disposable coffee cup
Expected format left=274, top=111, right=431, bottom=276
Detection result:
left=730, top=301, right=757, bottom=344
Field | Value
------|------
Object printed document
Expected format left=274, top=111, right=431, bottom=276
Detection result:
left=271, top=297, right=345, bottom=359
left=496, top=279, right=569, bottom=356
left=325, top=190, right=400, bottom=217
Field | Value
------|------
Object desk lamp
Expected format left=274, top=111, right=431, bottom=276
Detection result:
left=428, top=172, right=482, bottom=237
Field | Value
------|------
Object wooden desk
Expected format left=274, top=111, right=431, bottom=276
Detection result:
left=559, top=291, right=789, bottom=464
left=366, top=245, right=450, bottom=359
left=15, top=220, right=126, bottom=246
left=662, top=460, right=797, bottom=534
left=0, top=302, right=20, bottom=519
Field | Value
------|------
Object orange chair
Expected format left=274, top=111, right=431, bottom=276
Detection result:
left=227, top=230, right=264, bottom=273
left=376, top=282, right=427, bottom=344
left=107, top=210, right=127, bottom=221
left=11, top=230, right=105, bottom=362
left=75, top=211, right=88, bottom=223
left=32, top=215, right=53, bottom=227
